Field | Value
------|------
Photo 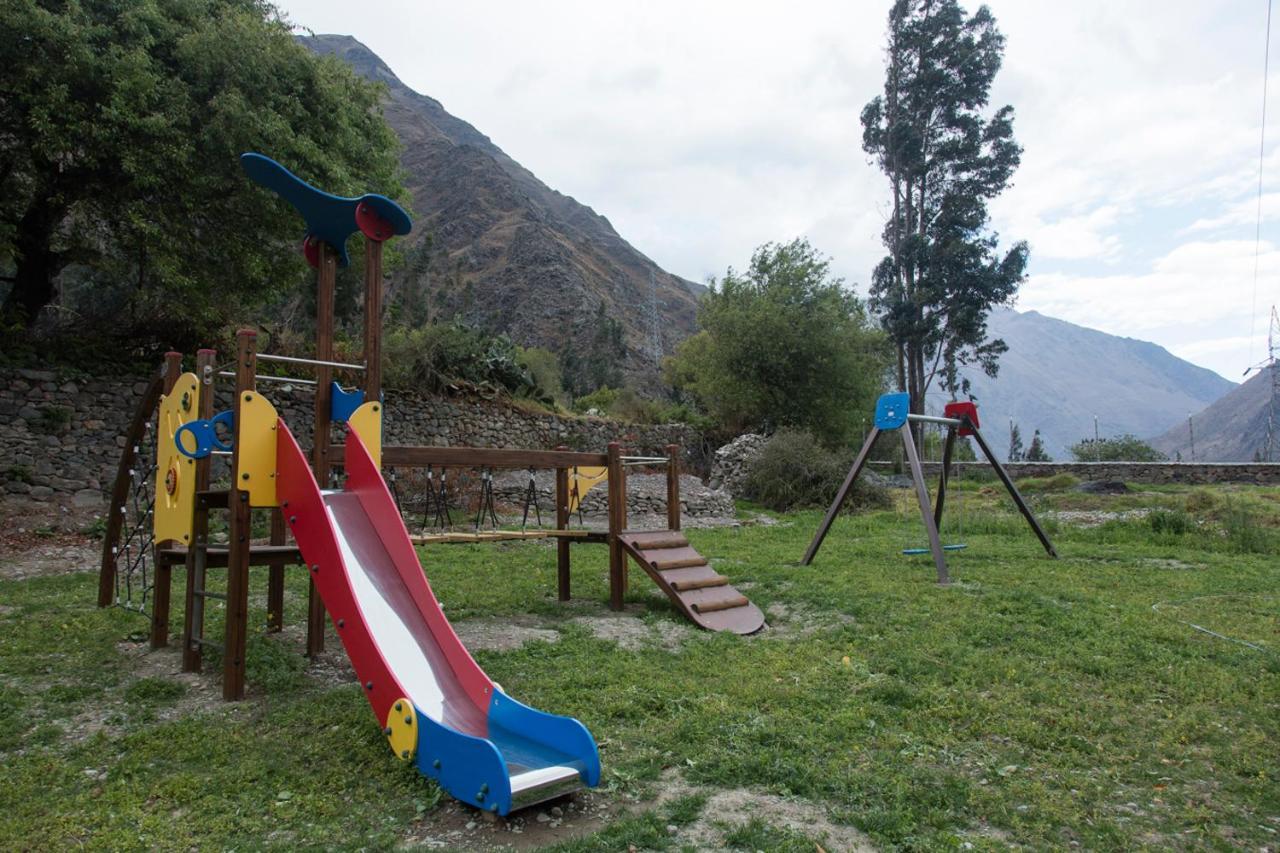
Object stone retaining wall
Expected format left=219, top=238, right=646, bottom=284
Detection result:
left=0, top=367, right=707, bottom=502
left=869, top=460, right=1280, bottom=485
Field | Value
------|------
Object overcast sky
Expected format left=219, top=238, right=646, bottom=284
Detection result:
left=276, top=0, right=1278, bottom=382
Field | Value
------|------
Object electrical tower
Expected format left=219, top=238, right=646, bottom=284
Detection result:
left=1266, top=306, right=1279, bottom=462
left=646, top=267, right=663, bottom=365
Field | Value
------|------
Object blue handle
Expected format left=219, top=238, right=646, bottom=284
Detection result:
left=175, top=410, right=235, bottom=459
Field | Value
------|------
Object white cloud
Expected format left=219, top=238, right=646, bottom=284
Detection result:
left=275, top=0, right=1279, bottom=378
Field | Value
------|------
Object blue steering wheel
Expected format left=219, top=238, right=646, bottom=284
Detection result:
left=175, top=410, right=235, bottom=459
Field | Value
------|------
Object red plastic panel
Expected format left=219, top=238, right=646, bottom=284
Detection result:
left=302, top=235, right=320, bottom=269
left=275, top=419, right=405, bottom=724
left=355, top=201, right=395, bottom=242
left=943, top=401, right=980, bottom=436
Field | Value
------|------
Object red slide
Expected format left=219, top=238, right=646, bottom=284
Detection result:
left=275, top=421, right=600, bottom=815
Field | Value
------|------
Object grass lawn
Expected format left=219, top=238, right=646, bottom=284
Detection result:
left=0, top=480, right=1277, bottom=850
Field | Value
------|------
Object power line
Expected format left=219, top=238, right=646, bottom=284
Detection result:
left=1248, top=0, right=1274, bottom=369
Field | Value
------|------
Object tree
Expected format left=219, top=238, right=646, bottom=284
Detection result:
left=1069, top=435, right=1166, bottom=462
left=1025, top=428, right=1052, bottom=462
left=1008, top=422, right=1024, bottom=462
left=0, top=0, right=404, bottom=335
left=861, top=0, right=1027, bottom=418
left=666, top=239, right=889, bottom=446
left=559, top=302, right=626, bottom=397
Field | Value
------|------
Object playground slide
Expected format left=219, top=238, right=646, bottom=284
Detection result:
left=274, top=421, right=600, bottom=815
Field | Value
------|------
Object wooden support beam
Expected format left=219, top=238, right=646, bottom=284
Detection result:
left=607, top=442, right=625, bottom=611
left=223, top=330, right=257, bottom=700
left=363, top=237, right=383, bottom=405
left=183, top=348, right=216, bottom=672
left=308, top=242, right=336, bottom=658
left=555, top=446, right=571, bottom=602
left=801, top=427, right=881, bottom=565
left=350, top=445, right=610, bottom=470
left=902, top=424, right=949, bottom=585
left=149, top=351, right=183, bottom=648
left=934, top=426, right=957, bottom=529
left=968, top=423, right=1058, bottom=558
left=266, top=508, right=286, bottom=632
left=666, top=443, right=681, bottom=532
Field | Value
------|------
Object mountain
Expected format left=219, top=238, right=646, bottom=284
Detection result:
left=934, top=309, right=1236, bottom=460
left=304, top=35, right=701, bottom=386
left=1151, top=368, right=1275, bottom=461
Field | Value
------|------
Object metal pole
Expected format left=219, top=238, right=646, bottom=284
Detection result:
left=801, top=427, right=881, bottom=565
left=902, top=424, right=950, bottom=585
left=256, top=352, right=366, bottom=371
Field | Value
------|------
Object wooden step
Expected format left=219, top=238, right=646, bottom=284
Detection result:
left=157, top=544, right=302, bottom=569
left=621, top=531, right=688, bottom=550
left=669, top=574, right=729, bottom=592
left=690, top=595, right=750, bottom=614
left=196, top=489, right=229, bottom=508
left=651, top=555, right=709, bottom=571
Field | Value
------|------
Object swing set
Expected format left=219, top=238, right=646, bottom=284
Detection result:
left=801, top=392, right=1057, bottom=584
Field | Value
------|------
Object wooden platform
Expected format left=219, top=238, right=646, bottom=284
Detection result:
left=156, top=544, right=302, bottom=569
left=410, top=529, right=597, bottom=544
left=617, top=530, right=765, bottom=635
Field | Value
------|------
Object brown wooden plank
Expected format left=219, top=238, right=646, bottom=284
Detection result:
left=666, top=444, right=681, bottom=531
left=690, top=594, right=750, bottom=613
left=196, top=489, right=228, bottom=508
left=223, top=329, right=257, bottom=701
left=350, top=445, right=609, bottom=470
left=266, top=508, right=286, bottom=632
left=670, top=574, right=729, bottom=592
left=620, top=531, right=689, bottom=550
left=607, top=443, right=625, bottom=611
left=650, top=555, right=708, bottom=572
left=555, top=452, right=570, bottom=601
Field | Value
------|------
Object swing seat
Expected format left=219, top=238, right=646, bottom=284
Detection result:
left=901, top=544, right=968, bottom=555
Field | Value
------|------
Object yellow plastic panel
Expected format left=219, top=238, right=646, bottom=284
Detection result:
left=153, top=373, right=200, bottom=544
left=568, top=466, right=608, bottom=514
left=237, top=391, right=280, bottom=507
left=348, top=400, right=382, bottom=469
left=385, top=698, right=417, bottom=761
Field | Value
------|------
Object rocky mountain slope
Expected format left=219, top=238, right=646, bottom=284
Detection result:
left=1151, top=367, right=1275, bottom=461
left=304, top=35, right=700, bottom=385
left=934, top=309, right=1236, bottom=460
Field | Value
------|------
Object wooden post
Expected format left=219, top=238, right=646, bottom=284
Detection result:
left=606, top=442, right=625, bottom=611
left=149, top=351, right=184, bottom=648
left=183, top=348, right=216, bottom=672
left=934, top=426, right=957, bottom=528
left=266, top=509, right=286, bottom=632
left=308, top=242, right=337, bottom=658
left=801, top=427, right=881, bottom=566
left=555, top=447, right=570, bottom=602
left=902, top=424, right=949, bottom=586
left=968, top=423, right=1058, bottom=558
left=223, top=330, right=257, bottom=700
left=363, top=237, right=383, bottom=405
left=666, top=444, right=681, bottom=532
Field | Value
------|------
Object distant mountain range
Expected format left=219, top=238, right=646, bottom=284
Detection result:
left=1151, top=367, right=1275, bottom=461
left=935, top=309, right=1237, bottom=460
left=305, top=35, right=700, bottom=387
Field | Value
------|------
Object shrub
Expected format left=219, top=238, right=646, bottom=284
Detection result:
left=1221, top=500, right=1275, bottom=554
left=382, top=322, right=556, bottom=404
left=1184, top=488, right=1221, bottom=515
left=1015, top=473, right=1079, bottom=493
left=742, top=429, right=891, bottom=513
left=1069, top=435, right=1166, bottom=462
left=1147, top=508, right=1193, bottom=536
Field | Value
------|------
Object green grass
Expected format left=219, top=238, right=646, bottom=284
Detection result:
left=0, top=483, right=1277, bottom=850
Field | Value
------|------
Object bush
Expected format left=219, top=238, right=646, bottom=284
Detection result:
left=1221, top=500, right=1275, bottom=554
left=1014, top=473, right=1079, bottom=493
left=382, top=322, right=556, bottom=404
left=741, top=429, right=891, bottom=513
left=1069, top=435, right=1166, bottom=462
left=1147, top=508, right=1193, bottom=536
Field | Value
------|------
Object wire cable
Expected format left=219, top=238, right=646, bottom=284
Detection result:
left=1249, top=0, right=1274, bottom=370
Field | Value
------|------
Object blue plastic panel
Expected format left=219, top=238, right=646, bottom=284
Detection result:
left=874, top=392, right=911, bottom=430
left=488, top=690, right=601, bottom=788
left=413, top=709, right=513, bottom=815
left=330, top=382, right=365, bottom=423
left=240, top=153, right=412, bottom=267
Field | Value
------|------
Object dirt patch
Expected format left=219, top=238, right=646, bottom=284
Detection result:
left=452, top=617, right=561, bottom=652
left=655, top=768, right=875, bottom=852
left=763, top=601, right=856, bottom=640
left=401, top=788, right=616, bottom=850
left=570, top=607, right=694, bottom=652
left=1138, top=558, right=1202, bottom=571
left=1044, top=509, right=1150, bottom=528
left=0, top=542, right=99, bottom=580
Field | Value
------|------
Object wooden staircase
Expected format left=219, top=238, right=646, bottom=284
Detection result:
left=617, top=531, right=764, bottom=634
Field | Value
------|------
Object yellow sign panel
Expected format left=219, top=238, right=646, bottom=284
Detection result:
left=568, top=466, right=608, bottom=514
left=385, top=698, right=418, bottom=761
left=236, top=391, right=280, bottom=507
left=348, top=400, right=382, bottom=469
left=154, top=373, right=200, bottom=544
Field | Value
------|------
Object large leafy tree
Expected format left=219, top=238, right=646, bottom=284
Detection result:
left=861, top=0, right=1026, bottom=416
left=667, top=239, right=888, bottom=446
left=0, top=0, right=404, bottom=337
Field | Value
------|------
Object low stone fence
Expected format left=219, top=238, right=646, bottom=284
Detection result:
left=0, top=366, right=708, bottom=502
left=869, top=460, right=1280, bottom=486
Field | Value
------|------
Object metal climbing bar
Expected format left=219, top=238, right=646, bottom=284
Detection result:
left=218, top=371, right=318, bottom=386
left=906, top=413, right=963, bottom=427
left=256, top=353, right=365, bottom=371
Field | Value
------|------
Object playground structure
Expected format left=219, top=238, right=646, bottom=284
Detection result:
left=801, top=392, right=1057, bottom=582
left=95, top=153, right=761, bottom=813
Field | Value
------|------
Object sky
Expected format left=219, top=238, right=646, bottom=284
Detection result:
left=275, top=0, right=1280, bottom=382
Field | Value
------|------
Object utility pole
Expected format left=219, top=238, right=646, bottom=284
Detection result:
left=1188, top=414, right=1195, bottom=462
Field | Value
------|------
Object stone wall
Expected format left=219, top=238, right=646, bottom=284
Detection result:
left=0, top=367, right=707, bottom=502
left=868, top=460, right=1280, bottom=485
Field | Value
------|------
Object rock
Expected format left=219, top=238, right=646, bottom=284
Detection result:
left=535, top=812, right=550, bottom=823
left=1077, top=480, right=1129, bottom=494
left=29, top=485, right=54, bottom=500
left=73, top=488, right=105, bottom=508
left=709, top=433, right=767, bottom=495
